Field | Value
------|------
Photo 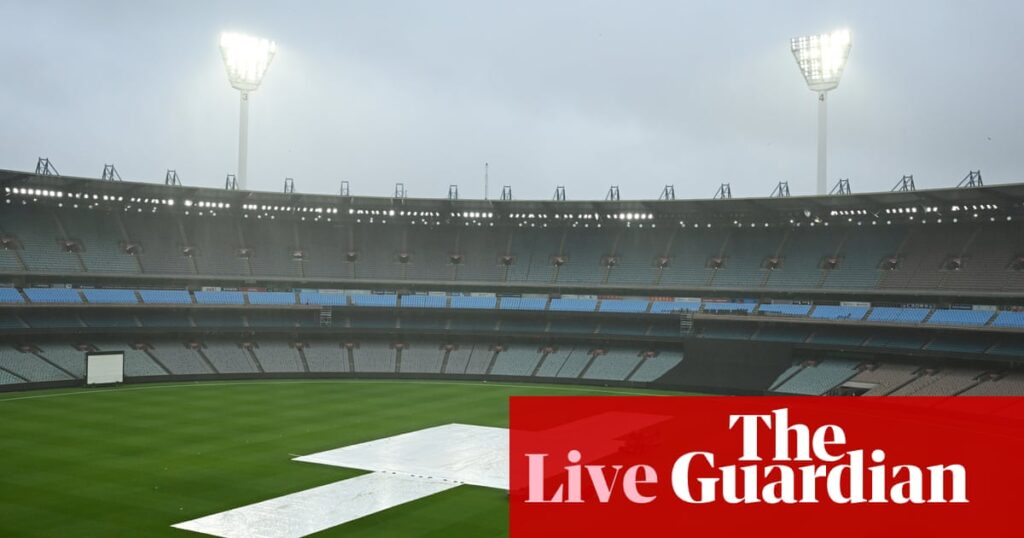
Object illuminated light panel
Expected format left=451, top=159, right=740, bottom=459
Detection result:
left=219, top=32, right=277, bottom=92
left=791, top=29, right=852, bottom=92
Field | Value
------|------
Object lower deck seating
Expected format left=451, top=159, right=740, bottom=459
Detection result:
left=961, top=374, right=1024, bottom=396
left=200, top=342, right=257, bottom=373
left=34, top=344, right=86, bottom=377
left=490, top=346, right=543, bottom=376
left=774, top=359, right=858, bottom=395
left=628, top=354, right=683, bottom=382
left=582, top=349, right=643, bottom=381
left=889, top=369, right=981, bottom=396
left=555, top=350, right=592, bottom=378
left=0, top=347, right=73, bottom=382
left=302, top=343, right=348, bottom=372
left=398, top=344, right=446, bottom=374
left=442, top=345, right=474, bottom=374
left=534, top=347, right=576, bottom=377
left=252, top=342, right=305, bottom=373
left=148, top=343, right=213, bottom=375
left=353, top=343, right=396, bottom=372
left=844, top=363, right=920, bottom=395
left=462, top=345, right=493, bottom=375
left=0, top=368, right=24, bottom=385
left=0, top=338, right=1019, bottom=396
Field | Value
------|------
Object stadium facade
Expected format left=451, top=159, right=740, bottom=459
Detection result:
left=1, top=168, right=1022, bottom=396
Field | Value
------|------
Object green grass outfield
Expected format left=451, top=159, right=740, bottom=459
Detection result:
left=0, top=379, right=687, bottom=537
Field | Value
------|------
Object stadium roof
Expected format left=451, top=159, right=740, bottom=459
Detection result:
left=2, top=168, right=1021, bottom=223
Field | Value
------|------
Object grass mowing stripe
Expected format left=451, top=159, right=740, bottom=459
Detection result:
left=0, top=379, right=689, bottom=537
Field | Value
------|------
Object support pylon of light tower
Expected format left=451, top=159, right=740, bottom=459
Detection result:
left=957, top=170, right=983, bottom=188
left=830, top=178, right=852, bottom=195
left=35, top=157, right=59, bottom=176
left=891, top=175, right=916, bottom=192
left=101, top=164, right=121, bottom=181
left=770, top=181, right=791, bottom=198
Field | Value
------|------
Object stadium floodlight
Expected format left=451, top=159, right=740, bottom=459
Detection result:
left=790, top=29, right=851, bottom=196
left=219, top=32, right=277, bottom=190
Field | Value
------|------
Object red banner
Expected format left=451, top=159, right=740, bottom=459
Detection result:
left=510, top=396, right=1024, bottom=537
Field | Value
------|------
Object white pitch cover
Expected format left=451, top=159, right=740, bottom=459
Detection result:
left=173, top=424, right=508, bottom=538
left=173, top=472, right=458, bottom=538
left=294, top=423, right=509, bottom=490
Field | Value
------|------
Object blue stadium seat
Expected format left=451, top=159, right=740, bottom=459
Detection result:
left=82, top=288, right=138, bottom=304
left=548, top=298, right=598, bottom=312
left=351, top=294, right=398, bottom=307
left=247, top=291, right=296, bottom=305
left=194, top=291, right=245, bottom=305
left=401, top=295, right=447, bottom=308
left=450, top=296, right=496, bottom=309
left=598, top=299, right=650, bottom=313
left=24, top=288, right=82, bottom=304
left=299, top=292, right=348, bottom=306
left=992, top=312, right=1024, bottom=329
left=0, top=288, right=24, bottom=304
left=139, top=289, right=193, bottom=304
left=499, top=297, right=548, bottom=311
left=927, top=309, right=994, bottom=326
left=702, top=302, right=756, bottom=313
left=649, top=301, right=700, bottom=314
left=758, top=304, right=811, bottom=316
left=868, top=307, right=930, bottom=324
left=810, top=305, right=868, bottom=321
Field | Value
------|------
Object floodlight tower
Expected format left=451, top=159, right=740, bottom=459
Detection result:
left=790, top=29, right=851, bottom=195
left=219, top=32, right=277, bottom=191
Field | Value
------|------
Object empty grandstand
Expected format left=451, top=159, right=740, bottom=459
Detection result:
left=1, top=168, right=1022, bottom=395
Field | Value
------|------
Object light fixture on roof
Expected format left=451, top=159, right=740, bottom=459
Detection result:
left=219, top=32, right=277, bottom=191
left=791, top=29, right=852, bottom=196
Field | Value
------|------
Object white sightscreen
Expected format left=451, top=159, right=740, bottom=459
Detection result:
left=86, top=352, right=124, bottom=385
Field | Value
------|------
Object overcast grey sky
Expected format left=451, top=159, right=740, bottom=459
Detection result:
left=2, top=1, right=1021, bottom=199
